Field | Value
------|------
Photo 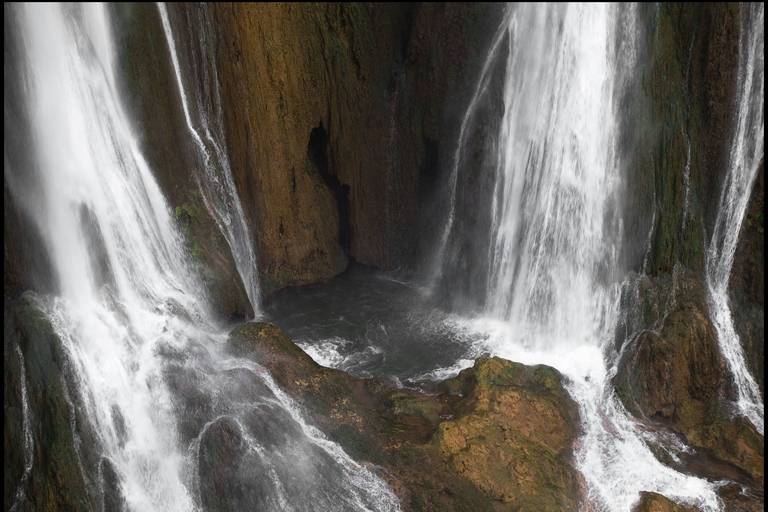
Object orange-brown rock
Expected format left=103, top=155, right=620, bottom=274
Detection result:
left=228, top=322, right=582, bottom=511
left=632, top=492, right=699, bottom=512
left=209, top=3, right=504, bottom=294
left=613, top=269, right=764, bottom=483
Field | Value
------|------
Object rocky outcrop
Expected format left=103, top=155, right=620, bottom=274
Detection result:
left=173, top=185, right=253, bottom=322
left=613, top=2, right=764, bottom=492
left=227, top=322, right=582, bottom=511
left=613, top=269, right=764, bottom=484
left=632, top=492, right=698, bottom=512
left=4, top=294, right=102, bottom=512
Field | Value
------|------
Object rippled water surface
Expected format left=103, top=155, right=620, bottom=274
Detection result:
left=266, top=267, right=487, bottom=383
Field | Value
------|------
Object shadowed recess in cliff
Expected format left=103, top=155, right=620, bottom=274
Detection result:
left=307, top=122, right=352, bottom=256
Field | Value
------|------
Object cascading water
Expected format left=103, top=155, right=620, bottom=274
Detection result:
left=705, top=2, right=764, bottom=435
left=435, top=4, right=727, bottom=510
left=158, top=3, right=261, bottom=315
left=7, top=3, right=399, bottom=511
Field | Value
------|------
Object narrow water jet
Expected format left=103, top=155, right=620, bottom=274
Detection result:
left=157, top=2, right=261, bottom=316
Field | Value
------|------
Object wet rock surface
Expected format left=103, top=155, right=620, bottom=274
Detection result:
left=113, top=3, right=253, bottom=324
left=612, top=4, right=764, bottom=507
left=613, top=270, right=764, bottom=505
left=632, top=491, right=699, bottom=512
left=209, top=3, right=503, bottom=294
left=228, top=322, right=582, bottom=511
left=4, top=294, right=101, bottom=512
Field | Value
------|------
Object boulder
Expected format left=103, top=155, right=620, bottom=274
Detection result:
left=632, top=492, right=698, bottom=512
left=228, top=322, right=582, bottom=511
left=613, top=271, right=764, bottom=483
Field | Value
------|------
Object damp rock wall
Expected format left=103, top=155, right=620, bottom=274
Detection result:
left=208, top=2, right=504, bottom=294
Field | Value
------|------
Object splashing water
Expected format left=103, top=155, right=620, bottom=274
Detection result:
left=436, top=4, right=725, bottom=510
left=705, top=2, right=764, bottom=434
left=8, top=4, right=399, bottom=511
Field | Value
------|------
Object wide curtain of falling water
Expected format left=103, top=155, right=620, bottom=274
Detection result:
left=432, top=4, right=725, bottom=511
left=5, top=3, right=399, bottom=511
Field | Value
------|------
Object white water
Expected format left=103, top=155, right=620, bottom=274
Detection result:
left=157, top=2, right=261, bottom=315
left=436, top=4, right=727, bottom=510
left=10, top=4, right=399, bottom=511
left=705, top=2, right=764, bottom=435
left=9, top=346, right=34, bottom=512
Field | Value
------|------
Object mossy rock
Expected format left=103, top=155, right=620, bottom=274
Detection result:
left=4, top=293, right=103, bottom=512
left=173, top=182, right=254, bottom=323
left=613, top=271, right=764, bottom=481
left=227, top=324, right=582, bottom=511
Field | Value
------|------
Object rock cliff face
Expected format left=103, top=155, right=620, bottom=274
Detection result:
left=113, top=3, right=253, bottom=322
left=612, top=3, right=764, bottom=489
left=613, top=269, right=764, bottom=484
left=208, top=3, right=504, bottom=294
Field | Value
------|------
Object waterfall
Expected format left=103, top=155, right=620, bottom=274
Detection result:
left=7, top=4, right=399, bottom=511
left=158, top=3, right=261, bottom=316
left=705, top=2, right=764, bottom=434
left=436, top=4, right=722, bottom=510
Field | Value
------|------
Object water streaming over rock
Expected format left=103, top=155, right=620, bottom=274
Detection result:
left=6, top=4, right=399, bottom=511
left=434, top=4, right=728, bottom=510
left=158, top=3, right=261, bottom=315
left=705, top=2, right=764, bottom=435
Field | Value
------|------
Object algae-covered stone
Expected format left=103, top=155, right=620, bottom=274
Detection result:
left=4, top=293, right=102, bottom=512
left=433, top=358, right=581, bottom=510
left=227, top=323, right=582, bottom=511
left=174, top=184, right=254, bottom=323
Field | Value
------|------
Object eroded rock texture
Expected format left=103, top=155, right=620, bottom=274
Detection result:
left=228, top=322, right=582, bottom=511
left=613, top=3, right=764, bottom=497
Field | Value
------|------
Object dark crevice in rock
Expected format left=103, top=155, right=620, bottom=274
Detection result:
left=307, top=121, right=352, bottom=255
left=419, top=136, right=440, bottom=203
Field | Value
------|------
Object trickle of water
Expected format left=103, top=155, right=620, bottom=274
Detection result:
left=705, top=2, right=764, bottom=434
left=158, top=2, right=261, bottom=315
left=9, top=345, right=35, bottom=512
left=428, top=12, right=511, bottom=292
